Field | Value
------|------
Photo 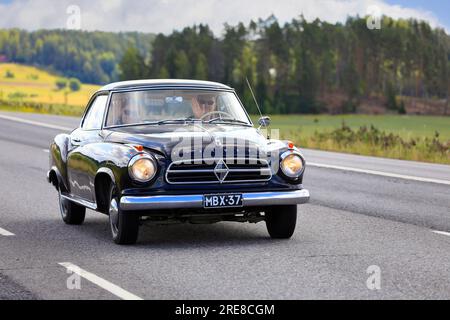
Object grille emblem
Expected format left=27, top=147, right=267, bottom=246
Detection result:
left=214, top=159, right=229, bottom=183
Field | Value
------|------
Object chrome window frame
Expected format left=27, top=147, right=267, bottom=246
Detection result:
left=79, top=91, right=110, bottom=131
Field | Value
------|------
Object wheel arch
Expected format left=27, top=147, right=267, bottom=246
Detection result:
left=49, top=133, right=71, bottom=191
left=94, top=168, right=116, bottom=214
left=48, top=166, right=67, bottom=192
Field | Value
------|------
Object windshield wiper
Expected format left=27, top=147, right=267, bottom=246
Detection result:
left=156, top=118, right=202, bottom=125
left=207, top=118, right=249, bottom=125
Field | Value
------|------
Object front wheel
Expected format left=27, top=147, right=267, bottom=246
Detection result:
left=265, top=205, right=297, bottom=239
left=108, top=185, right=139, bottom=245
left=58, top=189, right=86, bottom=225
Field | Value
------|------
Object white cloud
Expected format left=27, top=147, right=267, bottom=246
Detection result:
left=0, top=0, right=446, bottom=35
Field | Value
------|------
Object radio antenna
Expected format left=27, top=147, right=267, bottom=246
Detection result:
left=245, top=77, right=270, bottom=138
left=245, top=77, right=264, bottom=119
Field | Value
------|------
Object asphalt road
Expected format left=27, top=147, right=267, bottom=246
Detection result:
left=0, top=111, right=450, bottom=300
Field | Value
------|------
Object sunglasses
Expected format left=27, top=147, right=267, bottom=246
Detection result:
left=198, top=99, right=215, bottom=106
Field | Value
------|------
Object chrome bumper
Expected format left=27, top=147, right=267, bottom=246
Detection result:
left=120, top=189, right=310, bottom=211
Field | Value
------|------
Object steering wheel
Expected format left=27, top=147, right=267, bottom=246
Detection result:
left=200, top=110, right=233, bottom=121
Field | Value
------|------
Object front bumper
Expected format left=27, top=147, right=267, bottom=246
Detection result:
left=120, top=189, right=310, bottom=211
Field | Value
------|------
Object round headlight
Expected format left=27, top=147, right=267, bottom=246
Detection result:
left=128, top=155, right=157, bottom=183
left=280, top=153, right=304, bottom=178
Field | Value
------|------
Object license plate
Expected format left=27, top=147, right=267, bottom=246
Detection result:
left=203, top=194, right=243, bottom=209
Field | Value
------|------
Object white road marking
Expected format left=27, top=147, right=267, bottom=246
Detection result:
left=58, top=262, right=143, bottom=300
left=308, top=162, right=450, bottom=186
left=0, top=114, right=73, bottom=131
left=43, top=149, right=50, bottom=153
left=0, top=227, right=15, bottom=236
left=432, top=230, right=450, bottom=237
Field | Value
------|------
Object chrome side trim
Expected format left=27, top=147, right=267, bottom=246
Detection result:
left=61, top=194, right=97, bottom=210
left=120, top=189, right=310, bottom=211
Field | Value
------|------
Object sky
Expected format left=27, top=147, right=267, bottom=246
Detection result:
left=0, top=0, right=448, bottom=35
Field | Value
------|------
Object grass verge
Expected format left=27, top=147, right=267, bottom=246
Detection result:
left=290, top=123, right=450, bottom=164
left=0, top=105, right=448, bottom=164
left=0, top=100, right=84, bottom=117
left=255, top=114, right=450, bottom=164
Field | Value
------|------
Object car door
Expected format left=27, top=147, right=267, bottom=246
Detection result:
left=67, top=94, right=109, bottom=202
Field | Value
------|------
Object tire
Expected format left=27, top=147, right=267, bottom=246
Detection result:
left=58, top=189, right=86, bottom=225
left=265, top=205, right=297, bottom=239
left=108, top=184, right=139, bottom=245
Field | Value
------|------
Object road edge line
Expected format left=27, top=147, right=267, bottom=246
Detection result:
left=0, top=114, right=73, bottom=131
left=308, top=162, right=450, bottom=186
left=432, top=230, right=450, bottom=237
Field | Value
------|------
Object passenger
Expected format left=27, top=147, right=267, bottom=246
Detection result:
left=114, top=96, right=139, bottom=125
left=119, top=105, right=135, bottom=125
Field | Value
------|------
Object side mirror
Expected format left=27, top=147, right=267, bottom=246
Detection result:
left=258, top=116, right=271, bottom=127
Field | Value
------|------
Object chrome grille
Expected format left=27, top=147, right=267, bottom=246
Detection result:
left=166, top=158, right=272, bottom=184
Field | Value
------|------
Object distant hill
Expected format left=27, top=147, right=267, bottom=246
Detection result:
left=0, top=29, right=155, bottom=84
left=0, top=63, right=100, bottom=107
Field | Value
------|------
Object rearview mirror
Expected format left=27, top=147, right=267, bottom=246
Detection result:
left=165, top=96, right=183, bottom=104
left=258, top=116, right=271, bottom=127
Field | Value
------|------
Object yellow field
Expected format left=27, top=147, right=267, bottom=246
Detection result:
left=0, top=63, right=100, bottom=107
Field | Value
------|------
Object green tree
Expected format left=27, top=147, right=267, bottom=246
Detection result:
left=158, top=66, right=170, bottom=78
left=119, top=47, right=148, bottom=80
left=55, top=78, right=67, bottom=90
left=194, top=53, right=208, bottom=80
left=174, top=50, right=190, bottom=78
left=69, top=78, right=81, bottom=92
left=5, top=70, right=14, bottom=79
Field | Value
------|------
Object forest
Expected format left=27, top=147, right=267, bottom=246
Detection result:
left=121, top=15, right=450, bottom=115
left=0, top=29, right=154, bottom=84
left=1, top=15, right=449, bottom=115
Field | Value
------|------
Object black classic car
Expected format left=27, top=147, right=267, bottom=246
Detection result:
left=47, top=80, right=310, bottom=244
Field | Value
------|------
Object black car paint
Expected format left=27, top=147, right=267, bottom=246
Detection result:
left=49, top=84, right=305, bottom=217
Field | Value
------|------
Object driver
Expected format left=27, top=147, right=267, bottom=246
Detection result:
left=191, top=94, right=217, bottom=120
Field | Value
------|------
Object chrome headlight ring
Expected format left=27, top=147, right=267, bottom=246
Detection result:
left=128, top=153, right=158, bottom=183
left=279, top=151, right=305, bottom=179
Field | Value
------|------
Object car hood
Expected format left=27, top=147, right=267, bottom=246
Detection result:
left=104, top=124, right=277, bottom=158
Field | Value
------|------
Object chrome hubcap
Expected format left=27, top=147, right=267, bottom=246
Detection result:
left=109, top=198, right=119, bottom=235
left=58, top=190, right=68, bottom=219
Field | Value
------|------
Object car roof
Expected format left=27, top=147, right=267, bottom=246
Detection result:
left=98, top=79, right=233, bottom=92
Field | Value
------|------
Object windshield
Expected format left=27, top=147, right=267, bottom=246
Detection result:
left=105, top=89, right=251, bottom=127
